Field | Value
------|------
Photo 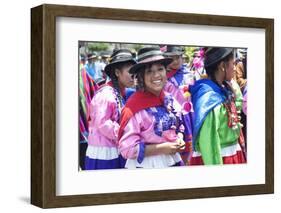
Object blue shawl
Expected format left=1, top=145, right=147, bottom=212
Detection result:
left=190, top=79, right=227, bottom=144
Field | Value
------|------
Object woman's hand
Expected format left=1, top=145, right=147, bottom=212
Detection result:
left=145, top=141, right=184, bottom=156
left=158, top=142, right=180, bottom=155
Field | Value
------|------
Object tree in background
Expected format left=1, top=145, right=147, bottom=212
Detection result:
left=184, top=46, right=196, bottom=62
left=88, top=42, right=110, bottom=53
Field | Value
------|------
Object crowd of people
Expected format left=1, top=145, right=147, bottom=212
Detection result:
left=79, top=44, right=248, bottom=170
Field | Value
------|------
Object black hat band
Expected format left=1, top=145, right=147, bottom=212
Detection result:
left=138, top=50, right=163, bottom=62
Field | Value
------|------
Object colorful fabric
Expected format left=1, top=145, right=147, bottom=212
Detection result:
left=166, top=68, right=178, bottom=79
left=118, top=91, right=184, bottom=168
left=118, top=90, right=165, bottom=140
left=84, top=62, right=96, bottom=81
left=88, top=86, right=122, bottom=147
left=190, top=48, right=206, bottom=80
left=165, top=64, right=194, bottom=164
left=190, top=79, right=245, bottom=165
left=190, top=144, right=246, bottom=165
left=85, top=156, right=126, bottom=170
left=193, top=104, right=242, bottom=164
left=242, top=84, right=247, bottom=115
left=85, top=83, right=134, bottom=170
left=166, top=65, right=190, bottom=88
left=146, top=106, right=177, bottom=137
left=85, top=62, right=106, bottom=84
left=189, top=79, right=226, bottom=144
left=79, top=68, right=97, bottom=143
left=84, top=143, right=126, bottom=170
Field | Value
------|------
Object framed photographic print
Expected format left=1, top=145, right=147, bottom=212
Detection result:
left=31, top=4, right=274, bottom=208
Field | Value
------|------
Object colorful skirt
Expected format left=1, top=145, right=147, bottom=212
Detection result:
left=85, top=145, right=126, bottom=170
left=189, top=143, right=246, bottom=165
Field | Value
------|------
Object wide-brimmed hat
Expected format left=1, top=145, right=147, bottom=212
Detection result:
left=87, top=52, right=98, bottom=60
left=104, top=49, right=136, bottom=76
left=100, top=51, right=111, bottom=58
left=204, top=47, right=233, bottom=68
left=163, top=45, right=185, bottom=57
left=129, top=47, right=173, bottom=74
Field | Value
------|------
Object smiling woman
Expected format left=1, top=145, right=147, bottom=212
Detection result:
left=117, top=46, right=186, bottom=168
left=133, top=47, right=171, bottom=96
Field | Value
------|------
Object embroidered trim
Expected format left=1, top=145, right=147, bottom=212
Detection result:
left=146, top=95, right=178, bottom=137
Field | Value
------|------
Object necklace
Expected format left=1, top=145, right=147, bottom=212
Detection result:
left=113, top=88, right=124, bottom=122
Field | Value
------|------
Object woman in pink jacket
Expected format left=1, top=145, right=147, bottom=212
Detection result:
left=118, top=47, right=185, bottom=169
left=85, top=49, right=136, bottom=170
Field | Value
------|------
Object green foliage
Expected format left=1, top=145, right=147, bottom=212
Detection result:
left=131, top=44, right=145, bottom=52
left=87, top=42, right=110, bottom=52
left=184, top=46, right=196, bottom=59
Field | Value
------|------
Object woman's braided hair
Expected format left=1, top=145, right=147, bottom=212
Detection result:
left=108, top=62, right=134, bottom=106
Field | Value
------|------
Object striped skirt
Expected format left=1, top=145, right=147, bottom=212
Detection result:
left=85, top=145, right=126, bottom=170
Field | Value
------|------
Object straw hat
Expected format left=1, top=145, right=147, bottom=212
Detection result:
left=129, top=47, right=173, bottom=74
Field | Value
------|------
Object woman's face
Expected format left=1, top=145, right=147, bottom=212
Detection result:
left=167, top=55, right=183, bottom=71
left=144, top=63, right=167, bottom=96
left=116, top=63, right=135, bottom=88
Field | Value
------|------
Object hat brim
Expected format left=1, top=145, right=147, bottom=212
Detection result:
left=88, top=56, right=97, bottom=60
left=104, top=59, right=136, bottom=76
left=163, top=51, right=184, bottom=56
left=205, top=48, right=233, bottom=68
left=238, top=49, right=247, bottom=53
left=129, top=58, right=173, bottom=74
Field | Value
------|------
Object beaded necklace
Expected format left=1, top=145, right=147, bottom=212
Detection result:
left=113, top=88, right=125, bottom=122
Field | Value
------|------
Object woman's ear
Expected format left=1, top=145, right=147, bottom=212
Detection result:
left=115, top=69, right=120, bottom=77
left=218, top=61, right=225, bottom=72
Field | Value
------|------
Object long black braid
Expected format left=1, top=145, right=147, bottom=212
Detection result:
left=108, top=62, right=135, bottom=110
left=108, top=68, right=123, bottom=113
